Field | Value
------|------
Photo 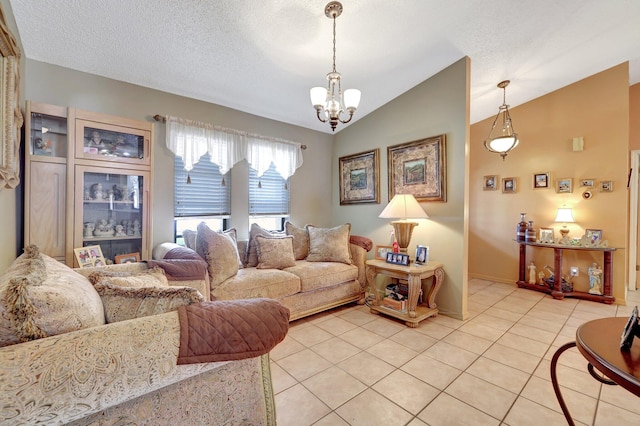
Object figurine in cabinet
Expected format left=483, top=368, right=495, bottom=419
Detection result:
left=83, top=222, right=95, bottom=238
left=112, top=184, right=123, bottom=201
left=83, top=187, right=91, bottom=200
left=132, top=219, right=141, bottom=236
left=588, top=263, right=603, bottom=295
left=94, top=219, right=115, bottom=237
left=88, top=130, right=107, bottom=150
left=91, top=183, right=105, bottom=200
left=114, top=224, right=126, bottom=236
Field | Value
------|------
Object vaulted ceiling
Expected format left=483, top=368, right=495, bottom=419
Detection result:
left=9, top=0, right=640, bottom=134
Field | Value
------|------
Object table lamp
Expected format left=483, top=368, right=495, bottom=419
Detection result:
left=379, top=194, right=429, bottom=253
left=554, top=207, right=575, bottom=239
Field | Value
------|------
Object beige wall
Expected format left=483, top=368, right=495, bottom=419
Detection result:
left=333, top=58, right=470, bottom=320
left=469, top=63, right=630, bottom=303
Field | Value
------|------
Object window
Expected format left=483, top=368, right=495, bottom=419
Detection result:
left=249, top=162, right=289, bottom=231
left=174, top=152, right=230, bottom=241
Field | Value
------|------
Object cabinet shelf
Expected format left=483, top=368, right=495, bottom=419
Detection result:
left=84, top=235, right=142, bottom=242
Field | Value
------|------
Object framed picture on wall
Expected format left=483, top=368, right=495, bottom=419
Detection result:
left=387, top=134, right=446, bottom=202
left=533, top=172, right=549, bottom=189
left=502, top=177, right=517, bottom=193
left=339, top=149, right=380, bottom=205
left=580, top=178, right=595, bottom=188
left=599, top=180, right=613, bottom=192
left=483, top=175, right=497, bottom=191
left=556, top=178, right=573, bottom=193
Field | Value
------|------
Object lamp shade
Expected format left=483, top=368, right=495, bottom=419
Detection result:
left=554, top=208, right=575, bottom=223
left=310, top=87, right=327, bottom=108
left=379, top=194, right=429, bottom=220
left=343, top=89, right=361, bottom=110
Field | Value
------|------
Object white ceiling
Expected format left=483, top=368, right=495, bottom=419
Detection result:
left=9, top=0, right=640, bottom=134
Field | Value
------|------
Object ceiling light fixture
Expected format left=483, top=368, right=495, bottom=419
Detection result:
left=310, top=1, right=361, bottom=132
left=484, top=80, right=519, bottom=160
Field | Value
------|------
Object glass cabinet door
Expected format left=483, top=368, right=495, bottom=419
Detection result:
left=30, top=110, right=68, bottom=159
left=75, top=166, right=150, bottom=266
left=75, top=119, right=151, bottom=166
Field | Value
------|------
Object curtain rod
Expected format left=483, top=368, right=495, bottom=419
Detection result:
left=153, top=114, right=307, bottom=150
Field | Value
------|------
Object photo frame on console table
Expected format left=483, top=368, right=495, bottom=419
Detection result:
left=387, top=134, right=446, bottom=202
left=339, top=148, right=380, bottom=205
left=386, top=251, right=410, bottom=266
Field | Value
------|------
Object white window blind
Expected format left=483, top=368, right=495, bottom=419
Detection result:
left=174, top=153, right=230, bottom=217
left=249, top=163, right=289, bottom=215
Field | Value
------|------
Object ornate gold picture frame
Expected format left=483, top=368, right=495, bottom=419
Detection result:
left=387, top=134, right=446, bottom=202
left=339, top=148, right=380, bottom=205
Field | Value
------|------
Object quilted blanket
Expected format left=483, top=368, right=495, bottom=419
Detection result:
left=176, top=298, right=290, bottom=364
left=146, top=247, right=208, bottom=281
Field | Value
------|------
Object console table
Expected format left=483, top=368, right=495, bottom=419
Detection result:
left=551, top=317, right=640, bottom=425
left=365, top=259, right=444, bottom=327
left=515, top=241, right=616, bottom=304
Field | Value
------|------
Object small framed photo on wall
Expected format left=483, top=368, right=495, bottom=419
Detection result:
left=483, top=175, right=497, bottom=191
left=579, top=178, right=595, bottom=188
left=502, top=177, right=517, bottom=193
left=555, top=178, right=573, bottom=193
left=599, top=180, right=613, bottom=192
left=533, top=172, right=549, bottom=189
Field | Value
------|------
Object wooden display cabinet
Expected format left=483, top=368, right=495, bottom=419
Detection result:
left=73, top=166, right=151, bottom=266
left=23, top=102, right=74, bottom=264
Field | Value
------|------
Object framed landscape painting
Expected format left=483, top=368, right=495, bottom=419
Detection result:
left=339, top=148, right=380, bottom=205
left=387, top=134, right=446, bottom=202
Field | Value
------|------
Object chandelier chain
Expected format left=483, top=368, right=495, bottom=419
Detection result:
left=332, top=15, right=337, bottom=73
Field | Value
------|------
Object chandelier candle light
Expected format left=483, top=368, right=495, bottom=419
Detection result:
left=310, top=1, right=361, bottom=131
left=484, top=80, right=519, bottom=160
left=379, top=194, right=429, bottom=255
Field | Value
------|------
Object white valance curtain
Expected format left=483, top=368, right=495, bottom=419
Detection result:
left=165, top=115, right=303, bottom=179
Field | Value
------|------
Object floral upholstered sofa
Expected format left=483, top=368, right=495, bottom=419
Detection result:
left=0, top=246, right=288, bottom=425
left=154, top=221, right=373, bottom=321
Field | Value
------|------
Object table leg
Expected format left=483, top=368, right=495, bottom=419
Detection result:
left=366, top=265, right=379, bottom=305
left=407, top=273, right=421, bottom=319
left=551, top=341, right=577, bottom=426
left=425, top=267, right=444, bottom=309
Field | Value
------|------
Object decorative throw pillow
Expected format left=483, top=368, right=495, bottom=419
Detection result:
left=223, top=227, right=244, bottom=268
left=0, top=245, right=105, bottom=347
left=182, top=229, right=197, bottom=250
left=246, top=223, right=285, bottom=267
left=91, top=280, right=204, bottom=323
left=285, top=221, right=311, bottom=260
left=255, top=235, right=296, bottom=270
left=87, top=267, right=169, bottom=288
left=306, top=224, right=352, bottom=264
left=195, top=222, right=240, bottom=287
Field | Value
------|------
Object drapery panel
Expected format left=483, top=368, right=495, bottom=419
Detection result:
left=165, top=116, right=303, bottom=178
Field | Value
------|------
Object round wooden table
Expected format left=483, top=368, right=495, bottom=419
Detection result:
left=551, top=317, right=640, bottom=425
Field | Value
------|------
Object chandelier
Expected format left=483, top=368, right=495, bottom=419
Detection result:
left=484, top=80, right=519, bottom=160
left=310, top=1, right=361, bottom=132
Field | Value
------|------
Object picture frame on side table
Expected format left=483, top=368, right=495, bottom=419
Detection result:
left=483, top=175, right=497, bottom=191
left=375, top=245, right=393, bottom=261
left=115, top=252, right=141, bottom=264
left=502, top=177, right=517, bottom=193
left=533, top=172, right=550, bottom=189
left=585, top=229, right=603, bottom=244
left=556, top=178, right=573, bottom=193
left=415, top=245, right=429, bottom=264
left=387, top=134, right=446, bottom=202
left=339, top=148, right=380, bottom=205
left=539, top=228, right=554, bottom=244
left=74, top=245, right=105, bottom=267
left=385, top=251, right=410, bottom=266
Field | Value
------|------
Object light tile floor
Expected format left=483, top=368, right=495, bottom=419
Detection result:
left=271, top=279, right=640, bottom=425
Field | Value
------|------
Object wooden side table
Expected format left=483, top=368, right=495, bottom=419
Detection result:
left=365, top=259, right=444, bottom=328
left=551, top=317, right=640, bottom=425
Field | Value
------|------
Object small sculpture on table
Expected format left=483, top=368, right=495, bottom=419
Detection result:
left=588, top=263, right=603, bottom=295
left=528, top=262, right=537, bottom=285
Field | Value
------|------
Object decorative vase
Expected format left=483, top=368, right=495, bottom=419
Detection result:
left=516, top=213, right=527, bottom=241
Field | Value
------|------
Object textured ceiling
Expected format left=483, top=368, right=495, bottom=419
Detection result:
left=9, top=0, right=640, bottom=134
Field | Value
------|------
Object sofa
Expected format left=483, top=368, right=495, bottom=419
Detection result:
left=155, top=221, right=373, bottom=321
left=0, top=246, right=288, bottom=425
